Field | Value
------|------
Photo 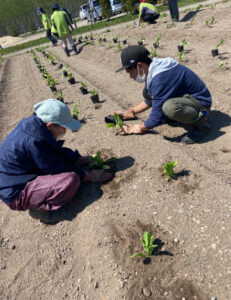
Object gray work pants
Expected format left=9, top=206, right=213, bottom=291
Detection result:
left=162, top=95, right=209, bottom=125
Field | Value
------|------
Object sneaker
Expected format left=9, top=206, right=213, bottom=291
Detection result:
left=29, top=208, right=63, bottom=224
left=181, top=124, right=209, bottom=144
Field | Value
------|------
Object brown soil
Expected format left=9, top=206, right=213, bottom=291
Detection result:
left=0, top=2, right=231, bottom=300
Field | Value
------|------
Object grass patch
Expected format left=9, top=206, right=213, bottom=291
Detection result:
left=0, top=0, right=211, bottom=56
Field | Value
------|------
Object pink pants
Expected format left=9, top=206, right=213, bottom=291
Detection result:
left=6, top=172, right=80, bottom=211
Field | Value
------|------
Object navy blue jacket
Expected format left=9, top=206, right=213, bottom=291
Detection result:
left=0, top=115, right=85, bottom=203
left=144, top=61, right=212, bottom=129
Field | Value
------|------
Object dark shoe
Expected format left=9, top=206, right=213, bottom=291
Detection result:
left=181, top=124, right=209, bottom=144
left=64, top=47, right=70, bottom=57
left=29, top=208, right=63, bottom=224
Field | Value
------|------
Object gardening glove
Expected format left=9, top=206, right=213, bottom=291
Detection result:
left=84, top=170, right=113, bottom=183
left=75, top=155, right=92, bottom=166
left=118, top=124, right=143, bottom=135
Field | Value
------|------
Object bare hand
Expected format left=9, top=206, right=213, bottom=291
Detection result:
left=84, top=170, right=113, bottom=183
left=118, top=124, right=143, bottom=135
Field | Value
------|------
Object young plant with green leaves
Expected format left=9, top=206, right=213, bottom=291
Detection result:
left=160, top=12, right=168, bottom=18
left=106, top=113, right=123, bottom=129
left=48, top=78, right=57, bottom=88
left=67, top=73, right=73, bottom=79
left=108, top=41, right=113, bottom=48
left=163, top=159, right=178, bottom=180
left=56, top=91, right=63, bottom=101
left=196, top=4, right=203, bottom=10
left=90, top=88, right=98, bottom=96
left=181, top=38, right=188, bottom=47
left=139, top=36, right=145, bottom=44
left=218, top=60, right=225, bottom=68
left=211, top=3, right=216, bottom=9
left=150, top=48, right=157, bottom=58
left=89, top=151, right=110, bottom=170
left=80, top=81, right=87, bottom=89
left=178, top=51, right=185, bottom=61
left=71, top=104, right=80, bottom=119
left=114, top=41, right=122, bottom=51
left=130, top=231, right=158, bottom=259
left=216, top=38, right=224, bottom=50
left=154, top=34, right=161, bottom=48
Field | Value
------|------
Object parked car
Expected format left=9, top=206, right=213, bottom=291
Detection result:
left=110, top=0, right=122, bottom=14
left=79, top=4, right=88, bottom=20
left=87, top=0, right=102, bottom=22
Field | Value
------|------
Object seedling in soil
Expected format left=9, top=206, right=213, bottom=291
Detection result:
left=130, top=231, right=158, bottom=259
left=71, top=104, right=80, bottom=120
left=108, top=41, right=113, bottom=48
left=150, top=48, right=158, bottom=58
left=84, top=34, right=88, bottom=40
left=89, top=151, right=110, bottom=170
left=114, top=41, right=123, bottom=51
left=216, top=38, right=224, bottom=50
left=67, top=73, right=75, bottom=84
left=80, top=81, right=88, bottom=94
left=163, top=159, right=178, bottom=180
left=153, top=34, right=162, bottom=49
left=48, top=78, right=57, bottom=89
left=98, top=38, right=103, bottom=46
left=58, top=63, right=63, bottom=69
left=160, top=12, right=168, bottom=18
left=206, top=16, right=215, bottom=27
left=211, top=3, right=216, bottom=9
left=113, top=34, right=120, bottom=43
left=212, top=39, right=224, bottom=57
left=178, top=39, right=188, bottom=52
left=56, top=91, right=63, bottom=102
left=138, top=36, right=145, bottom=46
left=122, top=39, right=127, bottom=45
left=178, top=51, right=185, bottom=61
left=196, top=4, right=203, bottom=10
left=89, top=32, right=94, bottom=40
left=90, top=89, right=99, bottom=103
left=62, top=65, right=69, bottom=77
left=183, top=8, right=191, bottom=13
left=106, top=113, right=123, bottom=129
left=218, top=60, right=225, bottom=68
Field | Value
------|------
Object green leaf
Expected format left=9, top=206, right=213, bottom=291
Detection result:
left=130, top=253, right=146, bottom=259
left=102, top=164, right=110, bottom=170
left=106, top=123, right=115, bottom=128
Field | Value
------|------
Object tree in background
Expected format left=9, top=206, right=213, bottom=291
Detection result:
left=99, top=0, right=113, bottom=19
left=126, top=0, right=137, bottom=14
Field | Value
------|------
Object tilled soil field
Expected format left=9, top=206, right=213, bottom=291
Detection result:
left=0, top=2, right=231, bottom=300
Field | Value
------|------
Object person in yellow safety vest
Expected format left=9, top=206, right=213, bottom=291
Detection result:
left=134, top=2, right=159, bottom=26
left=37, top=7, right=58, bottom=46
left=51, top=4, right=77, bottom=57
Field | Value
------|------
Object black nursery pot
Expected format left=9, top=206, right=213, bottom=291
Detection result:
left=103, top=38, right=106, bottom=42
left=57, top=97, right=64, bottom=102
left=68, top=77, right=75, bottom=84
left=58, top=63, right=63, bottom=69
left=90, top=37, right=94, bottom=40
left=80, top=87, right=88, bottom=95
left=63, top=71, right=68, bottom=77
left=50, top=86, right=57, bottom=92
left=113, top=38, right=118, bottom=43
left=177, top=45, right=184, bottom=52
left=90, top=94, right=99, bottom=103
left=153, top=42, right=158, bottom=49
left=211, top=49, right=218, bottom=57
left=78, top=38, right=82, bottom=43
left=138, top=41, right=143, bottom=46
left=51, top=61, right=56, bottom=65
left=123, top=40, right=127, bottom=45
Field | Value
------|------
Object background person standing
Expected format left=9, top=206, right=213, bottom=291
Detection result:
left=51, top=4, right=77, bottom=57
left=37, top=7, right=58, bottom=46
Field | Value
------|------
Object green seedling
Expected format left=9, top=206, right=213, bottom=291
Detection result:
left=114, top=41, right=123, bottom=51
left=80, top=81, right=87, bottom=89
left=56, top=91, right=63, bottom=101
left=163, top=159, right=178, bottom=180
left=211, top=3, right=216, bottom=9
left=181, top=39, right=188, bottom=47
left=150, top=48, right=158, bottom=58
left=106, top=113, right=123, bottom=129
left=183, top=8, right=191, bottom=13
left=178, top=51, right=185, bottom=61
left=154, top=34, right=161, bottom=47
left=98, top=38, right=103, bottom=46
left=139, top=36, right=145, bottom=43
left=113, top=34, right=120, bottom=42
left=108, top=41, right=113, bottom=48
left=160, top=12, right=168, bottom=18
left=196, top=4, right=203, bottom=10
left=48, top=78, right=57, bottom=88
left=130, top=231, right=158, bottom=259
left=71, top=104, right=80, bottom=119
left=67, top=73, right=73, bottom=79
left=219, top=60, right=225, bottom=68
left=89, top=151, right=110, bottom=170
left=90, top=88, right=98, bottom=96
left=216, top=38, right=224, bottom=50
left=89, top=32, right=94, bottom=39
left=206, top=16, right=215, bottom=27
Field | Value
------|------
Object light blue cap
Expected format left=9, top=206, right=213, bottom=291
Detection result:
left=34, top=99, right=82, bottom=131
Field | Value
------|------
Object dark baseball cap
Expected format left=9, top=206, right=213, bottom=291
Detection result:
left=52, top=4, right=60, bottom=9
left=116, top=45, right=150, bottom=72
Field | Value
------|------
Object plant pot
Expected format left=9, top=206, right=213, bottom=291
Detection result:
left=90, top=94, right=99, bottom=103
left=90, top=37, right=94, bottom=40
left=57, top=97, right=64, bottom=102
left=211, top=49, right=218, bottom=57
left=78, top=39, right=82, bottom=43
left=50, top=86, right=57, bottom=92
left=103, top=38, right=106, bottom=42
left=80, top=87, right=88, bottom=95
left=105, top=114, right=116, bottom=124
left=123, top=40, right=127, bottom=45
left=113, top=38, right=118, bottom=43
left=138, top=41, right=143, bottom=46
left=51, top=61, right=56, bottom=65
left=72, top=115, right=78, bottom=120
left=63, top=71, right=68, bottom=77
left=153, top=42, right=158, bottom=49
left=85, top=37, right=88, bottom=40
left=58, top=63, right=63, bottom=69
left=68, top=77, right=75, bottom=84
left=177, top=45, right=184, bottom=52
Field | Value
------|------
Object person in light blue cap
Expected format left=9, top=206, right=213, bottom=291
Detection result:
left=0, top=99, right=112, bottom=223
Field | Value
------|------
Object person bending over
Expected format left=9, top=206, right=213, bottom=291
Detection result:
left=134, top=2, right=159, bottom=25
left=0, top=99, right=112, bottom=223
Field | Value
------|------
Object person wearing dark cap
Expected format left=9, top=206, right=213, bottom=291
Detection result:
left=37, top=7, right=58, bottom=46
left=134, top=2, right=159, bottom=26
left=0, top=99, right=112, bottom=223
left=112, top=45, right=212, bottom=144
left=51, top=4, right=77, bottom=57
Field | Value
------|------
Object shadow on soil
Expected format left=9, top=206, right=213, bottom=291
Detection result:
left=163, top=110, right=231, bottom=144
left=180, top=10, right=202, bottom=22
left=110, top=221, right=208, bottom=300
left=53, top=156, right=135, bottom=223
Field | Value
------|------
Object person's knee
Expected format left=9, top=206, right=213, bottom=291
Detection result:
left=69, top=172, right=81, bottom=190
left=162, top=99, right=178, bottom=119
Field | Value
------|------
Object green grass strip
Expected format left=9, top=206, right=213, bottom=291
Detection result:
left=0, top=0, right=212, bottom=56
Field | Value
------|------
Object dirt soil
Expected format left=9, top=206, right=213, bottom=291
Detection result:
left=0, top=2, right=231, bottom=300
